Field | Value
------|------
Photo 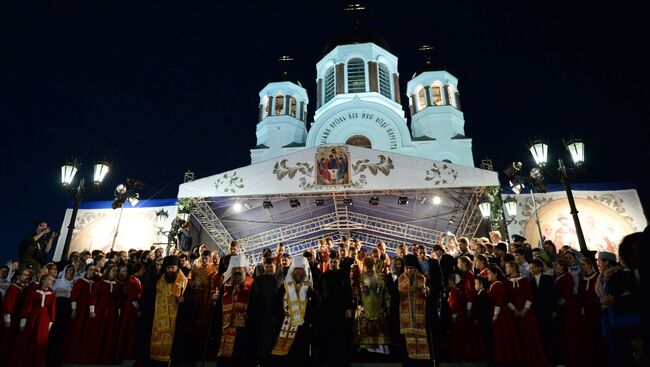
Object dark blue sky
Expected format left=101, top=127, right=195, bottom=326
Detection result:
left=1, top=1, right=648, bottom=262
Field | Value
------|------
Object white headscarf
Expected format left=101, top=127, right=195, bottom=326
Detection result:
left=222, top=255, right=250, bottom=284
left=284, top=255, right=312, bottom=284
left=52, top=265, right=74, bottom=298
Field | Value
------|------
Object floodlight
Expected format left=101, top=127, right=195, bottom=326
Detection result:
left=343, top=198, right=353, bottom=206
left=368, top=196, right=379, bottom=205
left=263, top=200, right=273, bottom=209
left=398, top=196, right=408, bottom=205
left=503, top=161, right=522, bottom=177
left=432, top=195, right=442, bottom=205
left=290, top=198, right=301, bottom=208
left=315, top=199, right=325, bottom=206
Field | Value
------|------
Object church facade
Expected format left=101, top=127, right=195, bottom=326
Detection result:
left=250, top=28, right=475, bottom=167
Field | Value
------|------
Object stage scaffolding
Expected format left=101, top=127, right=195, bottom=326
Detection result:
left=188, top=186, right=487, bottom=263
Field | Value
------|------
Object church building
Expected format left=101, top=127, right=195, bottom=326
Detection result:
left=250, top=27, right=474, bottom=167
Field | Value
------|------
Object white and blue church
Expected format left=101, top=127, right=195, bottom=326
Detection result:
left=250, top=27, right=474, bottom=167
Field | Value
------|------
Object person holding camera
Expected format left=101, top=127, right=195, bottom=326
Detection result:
left=18, top=221, right=57, bottom=269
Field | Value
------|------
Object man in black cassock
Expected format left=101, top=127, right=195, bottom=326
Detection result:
left=249, top=257, right=281, bottom=366
left=317, top=251, right=353, bottom=367
left=270, top=255, right=321, bottom=367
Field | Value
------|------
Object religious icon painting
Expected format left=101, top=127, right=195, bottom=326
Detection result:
left=315, top=145, right=351, bottom=186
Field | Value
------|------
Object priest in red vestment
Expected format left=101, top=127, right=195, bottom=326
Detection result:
left=215, top=254, right=255, bottom=366
left=9, top=273, right=56, bottom=367
left=398, top=254, right=432, bottom=366
left=505, top=261, right=547, bottom=367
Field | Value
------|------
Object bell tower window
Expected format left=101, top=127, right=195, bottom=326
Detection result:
left=347, top=58, right=366, bottom=93
left=446, top=85, right=457, bottom=108
left=262, top=97, right=270, bottom=119
left=378, top=63, right=391, bottom=98
left=290, top=97, right=297, bottom=118
left=432, top=84, right=443, bottom=106
left=324, top=66, right=335, bottom=103
left=346, top=135, right=372, bottom=149
left=417, top=88, right=427, bottom=111
left=274, top=94, right=284, bottom=115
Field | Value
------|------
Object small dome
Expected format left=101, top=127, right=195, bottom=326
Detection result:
left=323, top=26, right=390, bottom=55
left=412, top=58, right=446, bottom=79
left=269, top=72, right=302, bottom=87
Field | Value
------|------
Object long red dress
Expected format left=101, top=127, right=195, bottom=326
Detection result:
left=63, top=277, right=99, bottom=363
left=459, top=271, right=485, bottom=361
left=9, top=289, right=56, bottom=367
left=506, top=276, right=547, bottom=367
left=448, top=287, right=467, bottom=361
left=489, top=280, right=521, bottom=365
left=116, top=275, right=143, bottom=360
left=555, top=272, right=591, bottom=366
left=0, top=283, right=23, bottom=365
left=578, top=272, right=607, bottom=366
left=96, top=279, right=124, bottom=364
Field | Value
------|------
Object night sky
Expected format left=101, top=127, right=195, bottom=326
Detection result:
left=2, top=1, right=648, bottom=262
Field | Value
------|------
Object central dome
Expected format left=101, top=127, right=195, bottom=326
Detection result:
left=323, top=26, right=390, bottom=55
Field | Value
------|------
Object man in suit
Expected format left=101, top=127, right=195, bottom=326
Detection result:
left=530, top=259, right=556, bottom=364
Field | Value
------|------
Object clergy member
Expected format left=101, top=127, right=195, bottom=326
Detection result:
left=271, top=255, right=321, bottom=366
left=150, top=255, right=188, bottom=363
left=399, top=254, right=432, bottom=365
left=215, top=254, right=255, bottom=366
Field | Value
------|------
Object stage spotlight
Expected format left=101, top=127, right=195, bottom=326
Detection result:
left=263, top=200, right=273, bottom=209
left=343, top=198, right=353, bottom=206
left=509, top=177, right=525, bottom=195
left=369, top=196, right=379, bottom=206
left=315, top=199, right=325, bottom=206
left=398, top=196, right=408, bottom=205
left=503, top=161, right=523, bottom=177
left=243, top=201, right=253, bottom=210
left=419, top=197, right=428, bottom=205
left=128, top=193, right=139, bottom=207
left=290, top=198, right=301, bottom=208
left=432, top=195, right=442, bottom=205
left=233, top=202, right=242, bottom=211
left=530, top=167, right=543, bottom=181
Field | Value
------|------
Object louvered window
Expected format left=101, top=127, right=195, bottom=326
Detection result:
left=347, top=58, right=366, bottom=93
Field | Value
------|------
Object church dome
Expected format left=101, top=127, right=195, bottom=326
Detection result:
left=269, top=71, right=302, bottom=87
left=323, top=26, right=390, bottom=55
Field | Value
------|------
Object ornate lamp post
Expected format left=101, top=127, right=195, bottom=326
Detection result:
left=60, top=158, right=110, bottom=259
left=527, top=137, right=591, bottom=258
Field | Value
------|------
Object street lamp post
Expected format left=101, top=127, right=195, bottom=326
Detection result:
left=528, top=137, right=593, bottom=259
left=60, top=158, right=110, bottom=259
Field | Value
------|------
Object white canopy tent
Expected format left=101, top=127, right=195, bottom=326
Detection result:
left=178, top=145, right=499, bottom=261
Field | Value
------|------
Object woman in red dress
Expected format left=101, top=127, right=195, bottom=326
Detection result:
left=0, top=269, right=29, bottom=365
left=447, top=274, right=466, bottom=361
left=116, top=263, right=145, bottom=361
left=63, top=262, right=100, bottom=363
left=578, top=257, right=607, bottom=366
left=487, top=266, right=521, bottom=365
left=9, top=273, right=56, bottom=367
left=504, top=260, right=547, bottom=367
left=457, top=256, right=485, bottom=361
left=96, top=264, right=125, bottom=364
left=554, top=256, right=591, bottom=366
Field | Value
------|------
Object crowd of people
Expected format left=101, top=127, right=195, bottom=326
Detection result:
left=0, top=220, right=646, bottom=367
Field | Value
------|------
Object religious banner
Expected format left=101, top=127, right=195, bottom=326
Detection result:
left=52, top=198, right=178, bottom=261
left=315, top=145, right=351, bottom=186
left=503, top=186, right=647, bottom=253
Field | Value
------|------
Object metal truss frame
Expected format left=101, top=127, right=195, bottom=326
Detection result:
left=190, top=198, right=233, bottom=254
left=190, top=186, right=488, bottom=262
